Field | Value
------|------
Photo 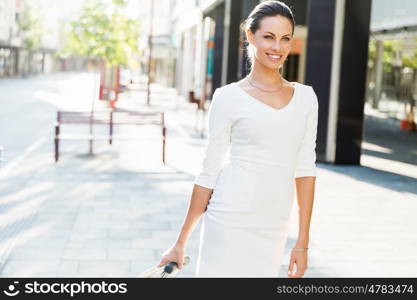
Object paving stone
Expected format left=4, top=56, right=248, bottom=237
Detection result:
left=62, top=248, right=107, bottom=260
left=77, top=260, right=130, bottom=277
left=0, top=260, right=60, bottom=277
left=107, top=248, right=154, bottom=260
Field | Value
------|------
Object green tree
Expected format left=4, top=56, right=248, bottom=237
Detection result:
left=402, top=39, right=417, bottom=69
left=17, top=1, right=43, bottom=51
left=381, top=40, right=399, bottom=73
left=58, top=0, right=140, bottom=67
left=368, top=39, right=406, bottom=72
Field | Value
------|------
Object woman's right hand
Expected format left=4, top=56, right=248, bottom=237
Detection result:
left=157, top=242, right=186, bottom=270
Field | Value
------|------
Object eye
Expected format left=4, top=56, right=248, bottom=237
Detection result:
left=283, top=37, right=291, bottom=41
left=263, top=35, right=273, bottom=39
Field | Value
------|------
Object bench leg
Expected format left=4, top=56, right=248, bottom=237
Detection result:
left=162, top=127, right=166, bottom=165
left=89, top=139, right=94, bottom=155
left=55, top=124, right=60, bottom=163
left=109, top=121, right=113, bottom=145
left=54, top=138, right=59, bottom=162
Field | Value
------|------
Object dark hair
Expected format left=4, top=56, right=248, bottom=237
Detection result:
left=240, top=0, right=296, bottom=69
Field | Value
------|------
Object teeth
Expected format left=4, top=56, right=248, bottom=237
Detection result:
left=268, top=54, right=281, bottom=59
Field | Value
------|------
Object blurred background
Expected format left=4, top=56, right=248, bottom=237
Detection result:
left=0, top=0, right=416, bottom=278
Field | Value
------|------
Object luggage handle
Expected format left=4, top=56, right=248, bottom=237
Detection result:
left=162, top=256, right=191, bottom=276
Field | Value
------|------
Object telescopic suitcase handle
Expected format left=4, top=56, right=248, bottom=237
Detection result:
left=163, top=256, right=191, bottom=275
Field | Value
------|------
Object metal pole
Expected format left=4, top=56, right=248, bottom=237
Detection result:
left=146, top=0, right=155, bottom=106
left=89, top=68, right=98, bottom=155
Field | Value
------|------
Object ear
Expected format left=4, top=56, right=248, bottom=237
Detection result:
left=245, top=29, right=254, bottom=44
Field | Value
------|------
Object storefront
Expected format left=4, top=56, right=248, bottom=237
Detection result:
left=0, top=46, right=18, bottom=77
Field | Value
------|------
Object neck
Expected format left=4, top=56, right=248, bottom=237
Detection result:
left=248, top=60, right=283, bottom=85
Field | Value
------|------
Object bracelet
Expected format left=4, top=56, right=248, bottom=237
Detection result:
left=292, top=247, right=309, bottom=252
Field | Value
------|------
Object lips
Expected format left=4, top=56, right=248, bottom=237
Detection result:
left=266, top=53, right=282, bottom=61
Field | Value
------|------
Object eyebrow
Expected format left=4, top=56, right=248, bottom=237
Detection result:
left=264, top=31, right=292, bottom=37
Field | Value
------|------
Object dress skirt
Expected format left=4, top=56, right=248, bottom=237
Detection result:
left=195, top=212, right=290, bottom=277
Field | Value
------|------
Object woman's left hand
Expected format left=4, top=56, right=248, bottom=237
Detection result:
left=287, top=250, right=308, bottom=278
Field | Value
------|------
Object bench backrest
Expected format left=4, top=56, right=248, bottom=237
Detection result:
left=57, top=111, right=164, bottom=126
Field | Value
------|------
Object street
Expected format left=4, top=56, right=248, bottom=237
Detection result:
left=0, top=72, right=416, bottom=277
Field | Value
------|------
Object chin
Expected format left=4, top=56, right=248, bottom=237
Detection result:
left=264, top=61, right=281, bottom=71
left=270, top=64, right=281, bottom=70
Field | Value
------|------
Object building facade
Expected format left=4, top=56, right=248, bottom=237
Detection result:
left=367, top=0, right=417, bottom=129
left=136, top=0, right=176, bottom=86
left=0, top=0, right=89, bottom=78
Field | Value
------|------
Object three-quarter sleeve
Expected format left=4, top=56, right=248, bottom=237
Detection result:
left=194, top=87, right=233, bottom=189
left=294, top=87, right=319, bottom=178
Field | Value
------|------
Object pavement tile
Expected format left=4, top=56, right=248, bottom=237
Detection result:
left=107, top=248, right=154, bottom=260
left=77, top=260, right=130, bottom=277
left=62, top=248, right=107, bottom=260
left=1, top=260, right=60, bottom=277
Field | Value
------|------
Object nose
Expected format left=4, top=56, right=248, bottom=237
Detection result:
left=271, top=40, right=282, bottom=51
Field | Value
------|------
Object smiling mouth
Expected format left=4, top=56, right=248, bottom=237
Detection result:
left=266, top=53, right=282, bottom=61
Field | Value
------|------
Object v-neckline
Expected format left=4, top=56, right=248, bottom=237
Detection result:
left=233, top=81, right=298, bottom=112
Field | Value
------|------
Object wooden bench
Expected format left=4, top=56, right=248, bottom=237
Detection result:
left=54, top=110, right=166, bottom=164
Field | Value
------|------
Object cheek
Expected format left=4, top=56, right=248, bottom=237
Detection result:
left=284, top=42, right=292, bottom=50
left=254, top=41, right=270, bottom=53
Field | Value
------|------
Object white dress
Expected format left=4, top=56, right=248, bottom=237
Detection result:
left=193, top=81, right=319, bottom=277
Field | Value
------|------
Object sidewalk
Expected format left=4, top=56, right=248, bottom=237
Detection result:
left=1, top=79, right=416, bottom=277
left=0, top=83, right=207, bottom=277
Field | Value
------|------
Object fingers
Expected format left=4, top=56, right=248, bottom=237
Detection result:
left=158, top=248, right=186, bottom=269
left=156, top=261, right=164, bottom=268
left=157, top=257, right=183, bottom=269
left=288, top=262, right=306, bottom=278
left=176, top=257, right=184, bottom=270
left=288, top=270, right=305, bottom=277
left=157, top=257, right=169, bottom=268
left=288, top=259, right=295, bottom=277
left=171, top=260, right=185, bottom=270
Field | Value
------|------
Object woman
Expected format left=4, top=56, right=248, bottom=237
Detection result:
left=157, top=0, right=318, bottom=278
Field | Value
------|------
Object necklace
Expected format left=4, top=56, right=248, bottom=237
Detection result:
left=247, top=76, right=284, bottom=93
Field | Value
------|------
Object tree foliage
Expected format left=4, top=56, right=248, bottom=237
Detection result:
left=369, top=38, right=417, bottom=71
left=17, top=1, right=43, bottom=51
left=58, top=0, right=140, bottom=67
left=402, top=40, right=417, bottom=69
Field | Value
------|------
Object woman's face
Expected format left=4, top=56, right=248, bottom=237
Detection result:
left=246, top=15, right=293, bottom=70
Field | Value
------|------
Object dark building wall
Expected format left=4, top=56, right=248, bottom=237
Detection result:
left=335, top=0, right=372, bottom=164
left=304, top=0, right=336, bottom=162
left=284, top=0, right=308, bottom=26
left=305, top=0, right=372, bottom=164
